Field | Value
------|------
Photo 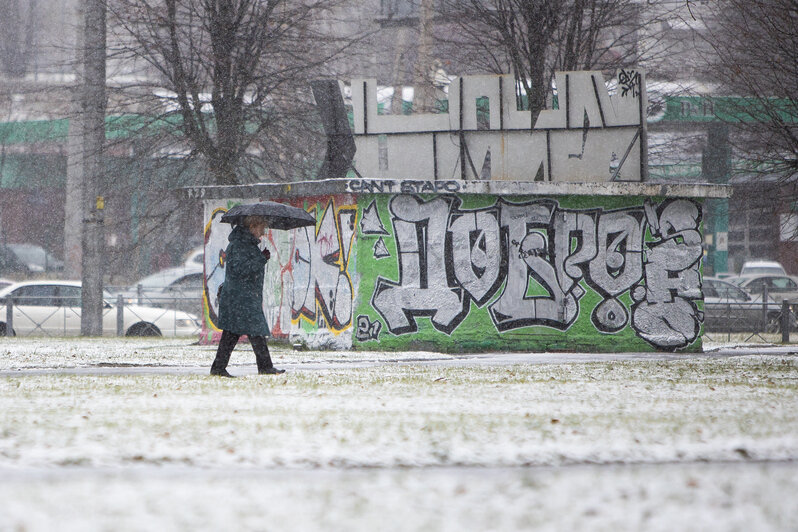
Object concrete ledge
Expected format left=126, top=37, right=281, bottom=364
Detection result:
left=181, top=178, right=732, bottom=200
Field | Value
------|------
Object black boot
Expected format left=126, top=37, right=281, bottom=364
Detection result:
left=252, top=336, right=284, bottom=375
left=258, top=367, right=286, bottom=375
left=210, top=330, right=239, bottom=378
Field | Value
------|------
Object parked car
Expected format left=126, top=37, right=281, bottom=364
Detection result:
left=6, top=243, right=64, bottom=273
left=0, top=245, right=33, bottom=276
left=0, top=280, right=201, bottom=337
left=739, top=260, right=787, bottom=277
left=703, top=276, right=795, bottom=333
left=114, top=265, right=205, bottom=315
left=183, top=246, right=204, bottom=268
left=730, top=274, right=798, bottom=306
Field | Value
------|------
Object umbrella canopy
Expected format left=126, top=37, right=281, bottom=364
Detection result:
left=220, top=201, right=316, bottom=230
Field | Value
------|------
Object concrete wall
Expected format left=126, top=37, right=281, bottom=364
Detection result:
left=197, top=179, right=724, bottom=353
left=348, top=70, right=648, bottom=183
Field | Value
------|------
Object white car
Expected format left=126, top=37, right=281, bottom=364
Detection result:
left=0, top=280, right=201, bottom=337
left=183, top=246, right=204, bottom=268
left=114, top=265, right=205, bottom=315
left=731, top=274, right=798, bottom=307
left=739, top=260, right=787, bottom=277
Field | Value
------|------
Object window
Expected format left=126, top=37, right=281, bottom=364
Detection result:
left=12, top=285, right=58, bottom=306
left=381, top=0, right=417, bottom=20
left=703, top=282, right=718, bottom=298
left=57, top=286, right=82, bottom=307
left=712, top=281, right=749, bottom=301
left=770, top=277, right=797, bottom=290
left=0, top=245, right=29, bottom=273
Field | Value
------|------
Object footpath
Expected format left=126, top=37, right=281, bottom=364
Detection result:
left=2, top=342, right=796, bottom=377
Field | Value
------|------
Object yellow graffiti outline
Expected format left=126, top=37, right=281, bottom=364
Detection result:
left=292, top=198, right=357, bottom=335
left=293, top=201, right=320, bottom=329
left=202, top=206, right=230, bottom=332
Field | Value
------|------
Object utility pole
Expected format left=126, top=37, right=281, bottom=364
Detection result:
left=65, top=1, right=84, bottom=279
left=412, top=0, right=436, bottom=112
left=80, top=0, right=106, bottom=336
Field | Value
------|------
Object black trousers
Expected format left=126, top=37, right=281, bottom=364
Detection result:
left=211, top=330, right=274, bottom=373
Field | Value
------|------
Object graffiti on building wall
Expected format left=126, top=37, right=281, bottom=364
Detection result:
left=347, top=71, right=646, bottom=182
left=291, top=199, right=357, bottom=331
left=203, top=207, right=232, bottom=326
left=364, top=195, right=702, bottom=350
left=202, top=197, right=357, bottom=337
left=202, top=192, right=704, bottom=351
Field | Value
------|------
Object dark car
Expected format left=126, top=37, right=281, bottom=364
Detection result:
left=112, top=265, right=205, bottom=315
left=703, top=277, right=796, bottom=333
left=0, top=243, right=64, bottom=276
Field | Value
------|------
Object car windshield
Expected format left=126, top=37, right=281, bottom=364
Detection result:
left=772, top=278, right=798, bottom=289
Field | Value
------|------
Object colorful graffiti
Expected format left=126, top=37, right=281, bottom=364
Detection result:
left=364, top=195, right=702, bottom=350
left=291, top=199, right=357, bottom=331
left=202, top=192, right=706, bottom=352
left=202, top=196, right=357, bottom=343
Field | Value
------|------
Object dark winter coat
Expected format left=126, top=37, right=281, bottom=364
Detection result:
left=217, top=225, right=270, bottom=336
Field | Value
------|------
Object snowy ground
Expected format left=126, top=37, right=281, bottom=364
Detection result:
left=0, top=338, right=796, bottom=531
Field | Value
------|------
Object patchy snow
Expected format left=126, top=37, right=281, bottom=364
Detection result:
left=1, top=463, right=796, bottom=532
left=0, top=337, right=450, bottom=372
left=2, top=357, right=797, bottom=469
left=0, top=338, right=796, bottom=530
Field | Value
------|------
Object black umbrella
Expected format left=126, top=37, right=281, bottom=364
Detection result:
left=220, top=201, right=316, bottom=230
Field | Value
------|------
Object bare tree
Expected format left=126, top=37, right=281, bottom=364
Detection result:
left=699, top=0, right=797, bottom=191
left=106, top=0, right=360, bottom=187
left=431, top=0, right=674, bottom=123
left=0, top=0, right=37, bottom=77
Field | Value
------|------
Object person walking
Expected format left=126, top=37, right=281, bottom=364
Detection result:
left=210, top=215, right=285, bottom=377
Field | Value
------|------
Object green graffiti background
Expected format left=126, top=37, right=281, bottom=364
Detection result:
left=352, top=194, right=704, bottom=353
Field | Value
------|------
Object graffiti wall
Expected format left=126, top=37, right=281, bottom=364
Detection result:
left=201, top=189, right=706, bottom=352
left=202, top=194, right=358, bottom=350
left=347, top=70, right=647, bottom=182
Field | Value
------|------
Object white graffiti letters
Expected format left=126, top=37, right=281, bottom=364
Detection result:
left=490, top=200, right=580, bottom=330
left=448, top=209, right=502, bottom=305
left=631, top=200, right=702, bottom=348
left=369, top=195, right=702, bottom=350
left=372, top=196, right=468, bottom=334
left=587, top=210, right=645, bottom=332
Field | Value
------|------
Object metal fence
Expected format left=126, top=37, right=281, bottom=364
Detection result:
left=106, top=284, right=203, bottom=316
left=703, top=299, right=795, bottom=343
left=2, top=294, right=202, bottom=338
left=1, top=292, right=793, bottom=342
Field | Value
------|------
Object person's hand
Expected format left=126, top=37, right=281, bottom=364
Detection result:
left=261, top=247, right=271, bottom=261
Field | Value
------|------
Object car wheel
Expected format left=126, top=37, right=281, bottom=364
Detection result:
left=765, top=313, right=782, bottom=334
left=0, top=322, right=15, bottom=336
left=125, top=322, right=162, bottom=337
